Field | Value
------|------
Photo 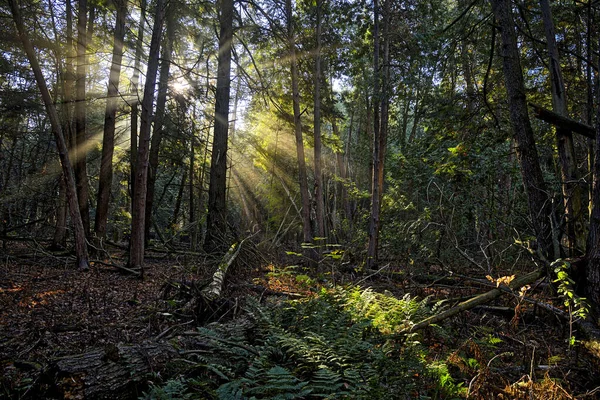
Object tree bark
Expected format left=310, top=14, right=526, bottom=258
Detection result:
left=8, top=0, right=89, bottom=270
left=313, top=0, right=325, bottom=241
left=74, top=0, right=90, bottom=237
left=540, top=0, right=584, bottom=256
left=285, top=0, right=313, bottom=255
left=95, top=0, right=127, bottom=242
left=130, top=0, right=147, bottom=210
left=490, top=0, right=553, bottom=260
left=145, top=6, right=175, bottom=244
left=586, top=34, right=600, bottom=308
left=367, top=0, right=389, bottom=269
left=129, top=0, right=166, bottom=275
left=204, top=0, right=234, bottom=253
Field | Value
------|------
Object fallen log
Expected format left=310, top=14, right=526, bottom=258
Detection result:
left=529, top=103, right=595, bottom=138
left=37, top=343, right=178, bottom=399
left=404, top=268, right=544, bottom=333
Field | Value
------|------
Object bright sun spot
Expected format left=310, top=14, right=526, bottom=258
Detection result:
left=170, top=77, right=190, bottom=94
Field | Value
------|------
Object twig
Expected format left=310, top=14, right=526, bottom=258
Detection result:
left=155, top=320, right=194, bottom=341
left=356, top=263, right=391, bottom=286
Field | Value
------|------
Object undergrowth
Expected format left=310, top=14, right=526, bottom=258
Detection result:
left=142, top=286, right=466, bottom=399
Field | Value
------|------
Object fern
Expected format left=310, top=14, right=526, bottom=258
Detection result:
left=150, top=285, right=464, bottom=399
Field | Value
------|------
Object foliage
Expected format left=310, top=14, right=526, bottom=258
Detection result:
left=552, top=259, right=589, bottom=346
left=145, top=287, right=466, bottom=399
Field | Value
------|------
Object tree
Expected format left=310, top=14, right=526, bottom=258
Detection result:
left=145, top=5, right=175, bottom=245
left=285, top=0, right=313, bottom=252
left=94, top=0, right=127, bottom=242
left=204, top=0, right=234, bottom=253
left=129, top=0, right=166, bottom=274
left=8, top=0, right=89, bottom=270
left=367, top=0, right=390, bottom=269
left=313, top=0, right=325, bottom=241
left=539, top=0, right=584, bottom=256
left=490, top=0, right=553, bottom=260
left=74, top=0, right=91, bottom=237
left=130, top=0, right=147, bottom=211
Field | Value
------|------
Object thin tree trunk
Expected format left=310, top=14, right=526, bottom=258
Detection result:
left=367, top=0, right=383, bottom=269
left=130, top=0, right=147, bottom=209
left=286, top=0, right=313, bottom=252
left=171, top=166, right=187, bottom=229
left=145, top=6, right=174, bottom=244
left=540, top=0, right=584, bottom=256
left=204, top=0, right=234, bottom=253
left=313, top=0, right=325, bottom=240
left=189, top=138, right=196, bottom=249
left=129, top=0, right=166, bottom=275
left=74, top=0, right=90, bottom=237
left=490, top=0, right=553, bottom=260
left=51, top=176, right=68, bottom=249
left=8, top=0, right=89, bottom=269
left=585, top=34, right=600, bottom=307
left=95, top=0, right=127, bottom=241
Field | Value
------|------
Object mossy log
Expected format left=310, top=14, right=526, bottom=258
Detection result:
left=38, top=343, right=177, bottom=399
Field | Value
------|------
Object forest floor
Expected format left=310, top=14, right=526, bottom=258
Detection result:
left=1, top=241, right=600, bottom=399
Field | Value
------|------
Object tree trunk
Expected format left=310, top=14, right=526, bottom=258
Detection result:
left=74, top=0, right=90, bottom=237
left=313, top=0, right=325, bottom=241
left=189, top=137, right=197, bottom=249
left=286, top=0, right=313, bottom=253
left=130, top=0, right=147, bottom=210
left=490, top=0, right=553, bottom=260
left=171, top=166, right=187, bottom=229
left=8, top=0, right=89, bottom=270
left=51, top=176, right=68, bottom=249
left=587, top=99, right=600, bottom=307
left=129, top=0, right=166, bottom=275
left=145, top=6, right=175, bottom=244
left=95, top=0, right=127, bottom=242
left=204, top=0, right=234, bottom=254
left=540, top=0, right=584, bottom=256
left=367, top=0, right=389, bottom=269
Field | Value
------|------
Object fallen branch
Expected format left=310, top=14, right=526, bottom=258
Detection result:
left=404, top=268, right=544, bottom=333
left=201, top=233, right=258, bottom=301
left=529, top=102, right=594, bottom=138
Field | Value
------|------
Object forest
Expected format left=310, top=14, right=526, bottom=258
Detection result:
left=1, top=0, right=600, bottom=398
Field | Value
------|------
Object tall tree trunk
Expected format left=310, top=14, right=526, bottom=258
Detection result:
left=286, top=0, right=313, bottom=251
left=204, top=0, right=234, bottom=253
left=587, top=96, right=600, bottom=307
left=540, top=0, right=584, bottom=256
left=8, top=0, right=89, bottom=270
left=130, top=0, right=147, bottom=209
left=313, top=0, right=325, bottom=240
left=145, top=6, right=174, bottom=244
left=490, top=0, right=553, bottom=260
left=74, top=0, right=90, bottom=237
left=189, top=138, right=196, bottom=249
left=129, top=0, right=166, bottom=275
left=367, top=0, right=385, bottom=269
left=95, top=0, right=127, bottom=241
